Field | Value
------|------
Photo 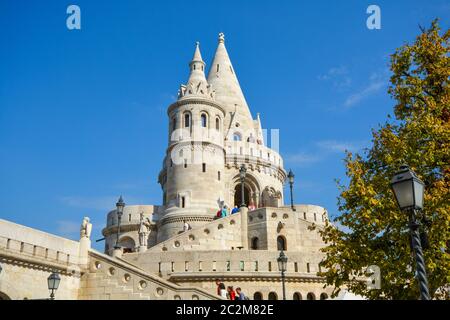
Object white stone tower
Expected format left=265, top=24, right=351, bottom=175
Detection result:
left=157, top=33, right=287, bottom=243
left=157, top=41, right=226, bottom=242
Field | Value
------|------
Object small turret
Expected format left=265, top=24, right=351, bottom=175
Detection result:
left=179, top=42, right=214, bottom=100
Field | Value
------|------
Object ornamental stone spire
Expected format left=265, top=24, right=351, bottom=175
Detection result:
left=178, top=42, right=213, bottom=100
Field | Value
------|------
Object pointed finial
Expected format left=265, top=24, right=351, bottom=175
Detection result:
left=218, top=32, right=225, bottom=44
left=191, top=41, right=204, bottom=63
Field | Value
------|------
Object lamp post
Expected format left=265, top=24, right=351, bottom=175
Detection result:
left=391, top=165, right=430, bottom=300
left=239, top=165, right=247, bottom=208
left=277, top=250, right=288, bottom=300
left=47, top=272, right=61, bottom=300
left=287, top=169, right=296, bottom=211
left=115, top=195, right=125, bottom=249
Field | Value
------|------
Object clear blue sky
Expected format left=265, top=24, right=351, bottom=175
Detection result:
left=0, top=1, right=448, bottom=249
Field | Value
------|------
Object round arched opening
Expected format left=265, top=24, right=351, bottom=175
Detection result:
left=277, top=236, right=287, bottom=251
left=0, top=292, right=11, bottom=300
left=253, top=292, right=263, bottom=300
left=307, top=292, right=316, bottom=300
left=320, top=293, right=328, bottom=300
left=293, top=292, right=302, bottom=300
left=268, top=292, right=278, bottom=300
left=234, top=184, right=250, bottom=208
left=118, top=236, right=136, bottom=253
left=251, top=237, right=259, bottom=250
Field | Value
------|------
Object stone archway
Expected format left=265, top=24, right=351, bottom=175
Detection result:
left=0, top=292, right=11, bottom=300
left=234, top=184, right=250, bottom=208
left=231, top=173, right=261, bottom=208
left=118, top=236, right=136, bottom=253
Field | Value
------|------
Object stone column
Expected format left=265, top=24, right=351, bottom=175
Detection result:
left=240, top=206, right=249, bottom=249
left=78, top=237, right=91, bottom=267
left=255, top=193, right=260, bottom=208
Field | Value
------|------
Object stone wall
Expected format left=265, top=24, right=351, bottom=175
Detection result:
left=0, top=219, right=82, bottom=300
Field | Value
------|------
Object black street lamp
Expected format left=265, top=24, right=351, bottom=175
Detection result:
left=277, top=250, right=288, bottom=300
left=115, top=195, right=125, bottom=249
left=287, top=169, right=296, bottom=211
left=239, top=165, right=247, bottom=208
left=47, top=272, right=61, bottom=300
left=391, top=165, right=430, bottom=300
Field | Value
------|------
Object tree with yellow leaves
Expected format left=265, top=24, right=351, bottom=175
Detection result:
left=314, top=20, right=449, bottom=300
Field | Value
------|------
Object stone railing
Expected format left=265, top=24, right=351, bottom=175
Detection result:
left=0, top=219, right=82, bottom=271
left=0, top=235, right=79, bottom=268
left=125, top=248, right=325, bottom=279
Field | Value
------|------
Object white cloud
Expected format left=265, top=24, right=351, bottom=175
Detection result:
left=316, top=140, right=361, bottom=153
left=318, top=66, right=352, bottom=90
left=344, top=73, right=386, bottom=108
left=60, top=196, right=118, bottom=211
left=285, top=152, right=321, bottom=167
left=332, top=220, right=352, bottom=234
left=318, top=66, right=348, bottom=80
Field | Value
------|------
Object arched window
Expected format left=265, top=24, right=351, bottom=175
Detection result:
left=215, top=117, right=220, bottom=130
left=307, top=292, right=316, bottom=300
left=172, top=118, right=177, bottom=131
left=320, top=293, right=328, bottom=300
left=118, top=237, right=136, bottom=254
left=253, top=292, right=263, bottom=300
left=251, top=237, right=259, bottom=250
left=293, top=292, right=302, bottom=300
left=233, top=132, right=241, bottom=141
left=201, top=114, right=207, bottom=128
left=268, top=292, right=278, bottom=300
left=184, top=113, right=190, bottom=127
left=277, top=236, right=286, bottom=251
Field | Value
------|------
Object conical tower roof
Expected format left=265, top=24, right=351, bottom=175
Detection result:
left=207, top=33, right=253, bottom=126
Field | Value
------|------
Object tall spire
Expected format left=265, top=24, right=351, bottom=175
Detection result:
left=178, top=42, right=213, bottom=100
left=207, top=33, right=252, bottom=122
left=187, top=41, right=206, bottom=84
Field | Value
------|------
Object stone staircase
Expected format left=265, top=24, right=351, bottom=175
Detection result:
left=147, top=211, right=247, bottom=252
left=78, top=249, right=221, bottom=300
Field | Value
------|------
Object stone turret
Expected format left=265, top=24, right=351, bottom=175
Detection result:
left=156, top=34, right=287, bottom=243
left=158, top=42, right=226, bottom=242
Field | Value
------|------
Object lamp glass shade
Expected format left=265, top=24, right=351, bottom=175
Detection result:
left=116, top=196, right=125, bottom=214
left=391, top=166, right=424, bottom=210
left=47, top=272, right=61, bottom=291
left=277, top=251, right=288, bottom=272
left=287, top=170, right=294, bottom=184
left=413, top=179, right=424, bottom=209
left=392, top=179, right=414, bottom=210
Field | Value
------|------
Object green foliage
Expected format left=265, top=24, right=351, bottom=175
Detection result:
left=315, top=20, right=450, bottom=300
